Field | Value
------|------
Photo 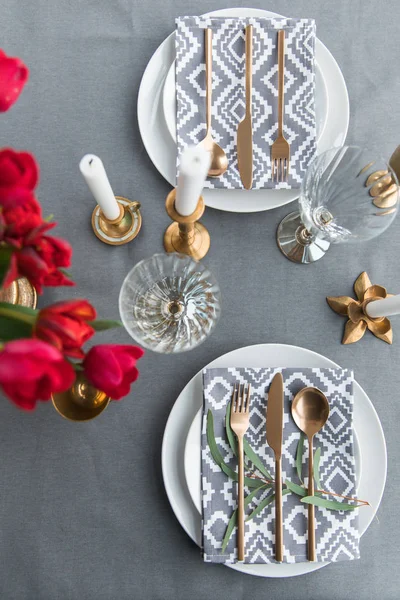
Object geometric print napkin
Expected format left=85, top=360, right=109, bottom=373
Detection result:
left=176, top=17, right=317, bottom=190
left=202, top=368, right=360, bottom=564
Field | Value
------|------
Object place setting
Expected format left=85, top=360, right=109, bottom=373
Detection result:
left=1, top=2, right=399, bottom=587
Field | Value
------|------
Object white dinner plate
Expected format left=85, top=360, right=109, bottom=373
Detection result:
left=184, top=410, right=362, bottom=516
left=138, top=8, right=349, bottom=213
left=161, top=343, right=386, bottom=578
left=162, top=58, right=329, bottom=145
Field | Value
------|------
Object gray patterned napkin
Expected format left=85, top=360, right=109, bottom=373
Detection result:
left=175, top=17, right=317, bottom=190
left=201, top=368, right=360, bottom=564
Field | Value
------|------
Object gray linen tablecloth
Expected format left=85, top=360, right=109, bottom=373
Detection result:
left=1, top=1, right=399, bottom=599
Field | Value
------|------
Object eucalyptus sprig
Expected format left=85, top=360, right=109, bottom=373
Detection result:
left=206, top=406, right=369, bottom=553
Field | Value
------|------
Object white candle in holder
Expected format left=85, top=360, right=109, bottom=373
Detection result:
left=366, top=294, right=400, bottom=318
left=175, top=146, right=211, bottom=216
left=79, top=154, right=120, bottom=221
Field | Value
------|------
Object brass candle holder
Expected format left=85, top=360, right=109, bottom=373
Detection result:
left=163, top=188, right=210, bottom=260
left=91, top=196, right=142, bottom=245
left=0, top=277, right=37, bottom=308
left=52, top=372, right=110, bottom=422
left=327, top=271, right=393, bottom=344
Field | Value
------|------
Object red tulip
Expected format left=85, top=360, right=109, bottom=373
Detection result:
left=0, top=339, right=75, bottom=410
left=83, top=344, right=144, bottom=400
left=35, top=299, right=96, bottom=358
left=0, top=148, right=38, bottom=208
left=0, top=49, right=29, bottom=112
left=1, top=193, right=42, bottom=243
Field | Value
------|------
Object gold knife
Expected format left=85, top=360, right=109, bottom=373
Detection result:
left=266, top=372, right=284, bottom=562
left=237, top=24, right=253, bottom=190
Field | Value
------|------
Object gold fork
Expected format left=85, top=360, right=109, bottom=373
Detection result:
left=230, top=383, right=251, bottom=561
left=271, top=30, right=290, bottom=182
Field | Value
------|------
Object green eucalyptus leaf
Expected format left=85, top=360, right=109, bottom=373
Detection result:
left=207, top=410, right=265, bottom=489
left=89, top=319, right=122, bottom=331
left=313, top=447, right=321, bottom=489
left=285, top=479, right=307, bottom=497
left=301, top=496, right=359, bottom=511
left=0, top=249, right=14, bottom=288
left=221, top=485, right=268, bottom=553
left=296, top=433, right=305, bottom=483
left=225, top=401, right=272, bottom=480
left=246, top=489, right=291, bottom=522
left=0, top=315, right=33, bottom=341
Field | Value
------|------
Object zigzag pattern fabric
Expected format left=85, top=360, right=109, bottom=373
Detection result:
left=201, top=367, right=360, bottom=564
left=175, top=17, right=317, bottom=190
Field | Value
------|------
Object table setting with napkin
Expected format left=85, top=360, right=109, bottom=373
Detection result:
left=201, top=367, right=359, bottom=564
left=175, top=17, right=317, bottom=190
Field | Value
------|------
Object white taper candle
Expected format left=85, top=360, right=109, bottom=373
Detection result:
left=79, top=154, right=120, bottom=221
left=175, top=146, right=211, bottom=216
left=365, top=294, right=400, bottom=318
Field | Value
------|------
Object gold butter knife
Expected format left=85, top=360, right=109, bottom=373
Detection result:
left=266, top=373, right=284, bottom=562
left=237, top=24, right=253, bottom=190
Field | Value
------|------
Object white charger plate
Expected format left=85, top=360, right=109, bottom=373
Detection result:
left=184, top=410, right=362, bottom=516
left=138, top=7, right=349, bottom=213
left=162, top=58, right=329, bottom=145
left=161, top=343, right=386, bottom=578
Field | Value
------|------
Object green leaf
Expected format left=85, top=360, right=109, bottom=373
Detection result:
left=0, top=315, right=33, bottom=341
left=44, top=214, right=54, bottom=222
left=246, top=489, right=291, bottom=522
left=207, top=410, right=265, bottom=489
left=0, top=302, right=37, bottom=324
left=221, top=485, right=268, bottom=553
left=89, top=319, right=122, bottom=331
left=225, top=401, right=272, bottom=480
left=296, top=432, right=305, bottom=483
left=0, top=249, right=13, bottom=288
left=58, top=268, right=73, bottom=280
left=313, top=447, right=321, bottom=489
left=301, top=495, right=359, bottom=511
left=285, top=479, right=307, bottom=497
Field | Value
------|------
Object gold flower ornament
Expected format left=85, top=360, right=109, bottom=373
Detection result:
left=327, top=272, right=393, bottom=345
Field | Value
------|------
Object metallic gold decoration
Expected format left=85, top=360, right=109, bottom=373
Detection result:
left=91, top=196, right=142, bottom=245
left=237, top=24, right=253, bottom=190
left=52, top=372, right=110, bottom=421
left=0, top=277, right=37, bottom=308
left=327, top=271, right=393, bottom=344
left=366, top=145, right=400, bottom=212
left=270, top=30, right=290, bottom=182
left=199, top=28, right=228, bottom=178
left=164, top=188, right=210, bottom=260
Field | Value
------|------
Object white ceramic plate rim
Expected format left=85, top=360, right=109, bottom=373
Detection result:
left=161, top=343, right=387, bottom=578
left=137, top=7, right=349, bottom=213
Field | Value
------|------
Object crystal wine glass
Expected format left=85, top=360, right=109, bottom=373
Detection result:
left=119, top=253, right=221, bottom=353
left=277, top=146, right=399, bottom=263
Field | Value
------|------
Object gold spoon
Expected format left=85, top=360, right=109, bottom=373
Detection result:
left=291, top=387, right=330, bottom=562
left=199, top=28, right=228, bottom=178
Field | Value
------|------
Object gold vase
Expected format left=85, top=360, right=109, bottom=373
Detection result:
left=52, top=372, right=110, bottom=422
left=0, top=277, right=37, bottom=308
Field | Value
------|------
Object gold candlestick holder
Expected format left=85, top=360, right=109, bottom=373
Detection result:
left=91, top=196, right=142, bottom=245
left=0, top=277, right=37, bottom=308
left=327, top=271, right=394, bottom=345
left=163, top=188, right=210, bottom=260
left=52, top=372, right=110, bottom=422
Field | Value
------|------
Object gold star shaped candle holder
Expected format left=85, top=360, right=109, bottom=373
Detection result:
left=327, top=272, right=394, bottom=344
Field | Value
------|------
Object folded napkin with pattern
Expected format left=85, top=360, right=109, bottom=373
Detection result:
left=175, top=17, right=317, bottom=190
left=201, top=367, right=360, bottom=564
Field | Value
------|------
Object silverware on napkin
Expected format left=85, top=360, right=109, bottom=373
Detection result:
left=237, top=24, right=253, bottom=190
left=266, top=373, right=284, bottom=562
left=271, top=30, right=290, bottom=182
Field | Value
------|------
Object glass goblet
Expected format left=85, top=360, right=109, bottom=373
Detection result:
left=119, top=253, right=221, bottom=353
left=277, top=146, right=399, bottom=264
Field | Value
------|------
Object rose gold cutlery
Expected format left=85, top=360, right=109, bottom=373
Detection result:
left=271, top=30, right=290, bottom=182
left=237, top=24, right=253, bottom=190
left=265, top=373, right=284, bottom=562
left=230, top=383, right=251, bottom=561
left=291, top=387, right=330, bottom=561
left=198, top=28, right=228, bottom=178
